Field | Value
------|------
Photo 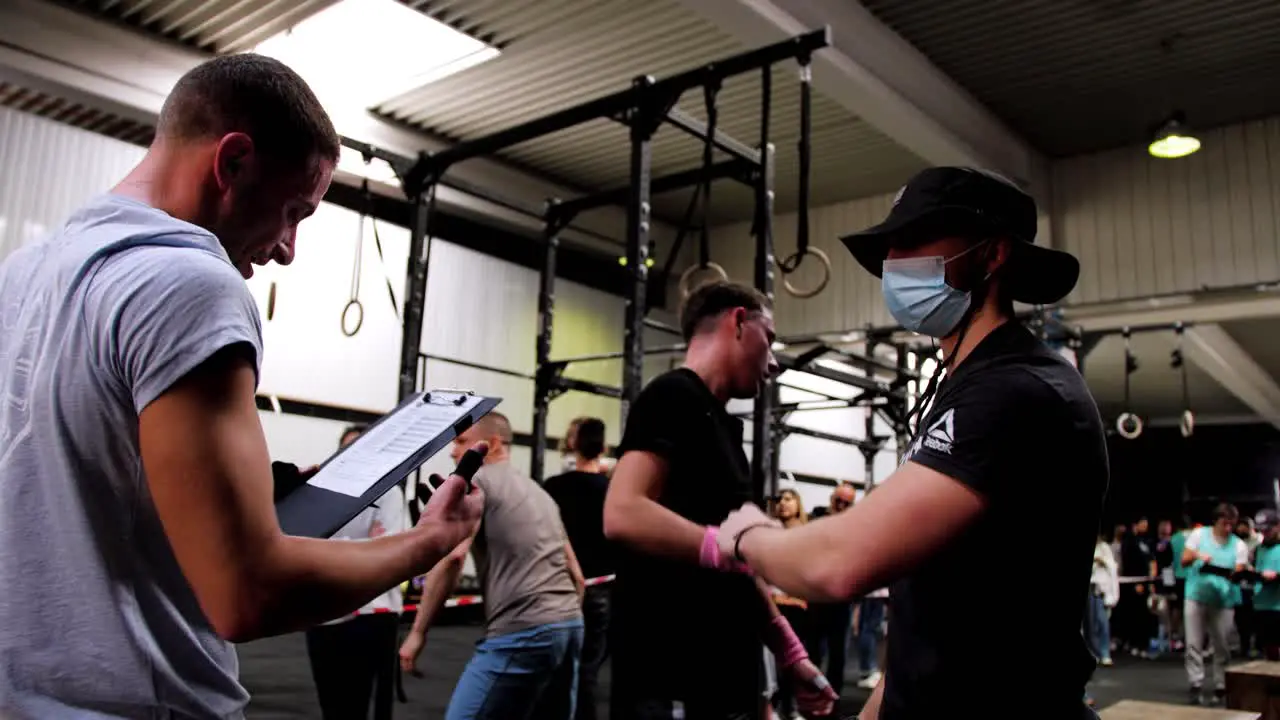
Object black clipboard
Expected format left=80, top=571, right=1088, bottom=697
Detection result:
left=276, top=389, right=502, bottom=538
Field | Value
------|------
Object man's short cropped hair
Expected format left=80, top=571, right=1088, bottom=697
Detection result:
left=574, top=418, right=607, bottom=461
left=156, top=54, right=340, bottom=168
left=678, top=281, right=770, bottom=341
left=479, top=412, right=514, bottom=446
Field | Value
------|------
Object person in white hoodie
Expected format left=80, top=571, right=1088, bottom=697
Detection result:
left=1089, top=532, right=1120, bottom=666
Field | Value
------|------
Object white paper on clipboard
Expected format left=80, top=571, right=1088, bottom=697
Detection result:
left=307, top=391, right=486, bottom=498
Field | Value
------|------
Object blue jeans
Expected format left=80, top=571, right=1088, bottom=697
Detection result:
left=856, top=598, right=886, bottom=675
left=446, top=618, right=585, bottom=720
left=1087, top=592, right=1111, bottom=661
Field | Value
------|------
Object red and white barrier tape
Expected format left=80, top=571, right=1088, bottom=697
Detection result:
left=354, top=573, right=616, bottom=616
left=1118, top=575, right=1159, bottom=585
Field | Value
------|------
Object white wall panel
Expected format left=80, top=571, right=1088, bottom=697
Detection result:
left=730, top=380, right=900, bottom=488
left=249, top=205, right=410, bottom=413
left=709, top=193, right=897, bottom=336
left=1054, top=116, right=1280, bottom=304
left=0, top=105, right=143, bottom=261
left=258, top=411, right=352, bottom=468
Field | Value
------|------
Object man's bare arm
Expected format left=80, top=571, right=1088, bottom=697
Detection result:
left=859, top=672, right=886, bottom=720
left=408, top=536, right=472, bottom=637
left=140, top=347, right=480, bottom=642
left=734, top=462, right=987, bottom=602
left=602, top=450, right=704, bottom=561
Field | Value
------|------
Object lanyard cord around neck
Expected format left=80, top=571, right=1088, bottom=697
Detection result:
left=907, top=317, right=973, bottom=435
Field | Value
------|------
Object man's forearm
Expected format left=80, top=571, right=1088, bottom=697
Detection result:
left=859, top=672, right=885, bottom=720
left=249, top=526, right=451, bottom=639
left=604, top=495, right=705, bottom=563
left=408, top=555, right=465, bottom=636
left=737, top=521, right=864, bottom=602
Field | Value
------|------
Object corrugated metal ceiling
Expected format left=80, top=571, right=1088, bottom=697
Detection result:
left=62, top=0, right=342, bottom=53
left=60, top=0, right=925, bottom=223
left=0, top=82, right=154, bottom=146
left=861, top=0, right=1280, bottom=157
left=380, top=0, right=923, bottom=223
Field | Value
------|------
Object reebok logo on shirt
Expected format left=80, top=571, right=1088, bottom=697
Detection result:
left=922, top=409, right=955, bottom=455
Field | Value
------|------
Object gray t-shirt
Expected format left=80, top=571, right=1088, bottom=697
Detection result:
left=472, top=461, right=583, bottom=638
left=0, top=194, right=262, bottom=718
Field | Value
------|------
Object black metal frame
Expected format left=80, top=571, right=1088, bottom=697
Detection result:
left=742, top=338, right=914, bottom=494
left=519, top=29, right=830, bottom=486
left=343, top=29, right=833, bottom=494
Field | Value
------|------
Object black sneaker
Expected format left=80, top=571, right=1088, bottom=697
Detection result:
left=1212, top=688, right=1226, bottom=706
left=1189, top=686, right=1203, bottom=705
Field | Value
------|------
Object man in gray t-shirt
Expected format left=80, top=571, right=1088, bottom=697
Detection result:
left=400, top=412, right=586, bottom=720
left=0, top=54, right=483, bottom=719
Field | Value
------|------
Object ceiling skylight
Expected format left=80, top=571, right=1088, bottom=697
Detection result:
left=253, top=0, right=500, bottom=113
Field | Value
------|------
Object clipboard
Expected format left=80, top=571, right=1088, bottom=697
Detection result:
left=276, top=389, right=502, bottom=538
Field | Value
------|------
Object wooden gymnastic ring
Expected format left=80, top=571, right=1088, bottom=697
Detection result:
left=267, top=281, right=277, bottom=321
left=1116, top=412, right=1143, bottom=440
left=679, top=261, right=729, bottom=299
left=777, top=247, right=831, bottom=299
left=1180, top=409, right=1195, bottom=438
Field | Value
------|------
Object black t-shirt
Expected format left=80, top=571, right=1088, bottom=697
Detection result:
left=543, top=470, right=615, bottom=580
left=883, top=323, right=1109, bottom=719
left=610, top=368, right=765, bottom=707
left=1154, top=535, right=1176, bottom=589
left=1122, top=534, right=1155, bottom=579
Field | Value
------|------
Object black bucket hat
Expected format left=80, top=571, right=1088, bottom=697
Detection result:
left=839, top=166, right=1080, bottom=305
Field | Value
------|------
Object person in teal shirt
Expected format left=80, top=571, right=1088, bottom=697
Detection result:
left=1182, top=503, right=1249, bottom=707
left=1252, top=510, right=1280, bottom=662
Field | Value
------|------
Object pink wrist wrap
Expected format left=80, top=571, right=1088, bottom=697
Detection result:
left=770, top=615, right=809, bottom=668
left=699, top=526, right=752, bottom=574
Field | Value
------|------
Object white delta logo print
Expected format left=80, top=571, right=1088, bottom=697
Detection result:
left=921, top=408, right=956, bottom=455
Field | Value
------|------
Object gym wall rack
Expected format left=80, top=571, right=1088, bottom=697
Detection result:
left=342, top=29, right=849, bottom=502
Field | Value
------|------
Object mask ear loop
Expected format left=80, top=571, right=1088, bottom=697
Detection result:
left=904, top=240, right=996, bottom=434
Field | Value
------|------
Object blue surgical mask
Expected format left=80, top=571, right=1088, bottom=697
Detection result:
left=882, top=244, right=988, bottom=338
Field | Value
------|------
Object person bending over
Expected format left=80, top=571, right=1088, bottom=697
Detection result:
left=1182, top=503, right=1249, bottom=706
left=717, top=168, right=1109, bottom=720
left=400, top=412, right=586, bottom=720
left=305, top=424, right=407, bottom=720
left=0, top=54, right=484, bottom=719
left=544, top=417, right=615, bottom=720
left=603, top=281, right=837, bottom=720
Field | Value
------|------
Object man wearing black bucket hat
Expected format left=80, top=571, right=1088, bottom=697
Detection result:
left=716, top=167, right=1110, bottom=719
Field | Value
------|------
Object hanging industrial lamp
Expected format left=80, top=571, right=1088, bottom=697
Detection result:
left=1148, top=111, right=1201, bottom=159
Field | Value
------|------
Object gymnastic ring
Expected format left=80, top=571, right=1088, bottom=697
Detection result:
left=1116, top=412, right=1143, bottom=440
left=777, top=247, right=831, bottom=299
left=266, top=281, right=277, bottom=322
left=341, top=299, right=364, bottom=337
left=1180, top=409, right=1195, bottom=438
left=679, top=261, right=729, bottom=299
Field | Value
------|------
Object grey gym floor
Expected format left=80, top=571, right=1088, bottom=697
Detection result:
left=238, top=621, right=1193, bottom=718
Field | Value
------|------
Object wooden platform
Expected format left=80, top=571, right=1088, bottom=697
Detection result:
left=1226, top=660, right=1280, bottom=720
left=1099, top=700, right=1261, bottom=720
